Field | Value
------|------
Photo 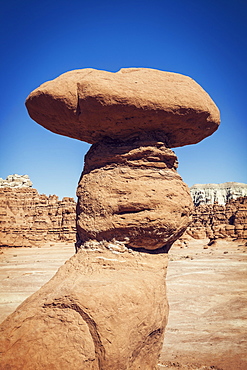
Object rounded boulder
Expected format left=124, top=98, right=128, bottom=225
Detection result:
left=26, top=68, right=220, bottom=147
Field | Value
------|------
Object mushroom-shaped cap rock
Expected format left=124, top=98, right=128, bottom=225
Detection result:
left=26, top=68, right=220, bottom=147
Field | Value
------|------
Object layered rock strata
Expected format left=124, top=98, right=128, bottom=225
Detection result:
left=190, top=182, right=247, bottom=206
left=1, top=186, right=245, bottom=248
left=0, top=187, right=76, bottom=247
left=76, top=134, right=192, bottom=252
left=0, top=68, right=220, bottom=369
left=186, top=196, right=247, bottom=240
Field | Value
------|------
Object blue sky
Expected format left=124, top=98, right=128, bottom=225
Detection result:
left=0, top=0, right=246, bottom=199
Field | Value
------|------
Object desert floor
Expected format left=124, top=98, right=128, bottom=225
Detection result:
left=0, top=239, right=246, bottom=370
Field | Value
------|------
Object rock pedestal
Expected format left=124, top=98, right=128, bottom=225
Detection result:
left=0, top=245, right=168, bottom=370
left=0, top=68, right=220, bottom=369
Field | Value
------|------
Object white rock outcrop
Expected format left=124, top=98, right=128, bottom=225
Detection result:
left=190, top=182, right=247, bottom=206
left=0, top=174, right=33, bottom=188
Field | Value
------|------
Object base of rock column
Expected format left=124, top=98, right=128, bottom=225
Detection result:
left=0, top=243, right=169, bottom=370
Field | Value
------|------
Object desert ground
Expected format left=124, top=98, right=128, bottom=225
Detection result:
left=0, top=239, right=246, bottom=370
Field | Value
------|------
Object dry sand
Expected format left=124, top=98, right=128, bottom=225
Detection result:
left=0, top=239, right=246, bottom=370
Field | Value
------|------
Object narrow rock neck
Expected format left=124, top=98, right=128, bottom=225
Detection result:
left=82, top=133, right=178, bottom=175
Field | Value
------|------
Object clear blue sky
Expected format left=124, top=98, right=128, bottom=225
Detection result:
left=0, top=0, right=246, bottom=199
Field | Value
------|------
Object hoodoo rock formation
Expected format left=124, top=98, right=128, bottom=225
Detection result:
left=0, top=186, right=76, bottom=247
left=0, top=68, right=220, bottom=369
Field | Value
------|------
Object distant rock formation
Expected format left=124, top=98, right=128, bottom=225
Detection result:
left=1, top=184, right=246, bottom=250
left=185, top=196, right=247, bottom=240
left=0, top=174, right=32, bottom=188
left=190, top=182, right=247, bottom=206
left=0, top=68, right=220, bottom=369
left=0, top=187, right=76, bottom=247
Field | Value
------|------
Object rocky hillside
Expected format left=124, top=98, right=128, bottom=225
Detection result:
left=0, top=175, right=246, bottom=247
left=190, top=182, right=247, bottom=206
left=185, top=196, right=247, bottom=240
left=0, top=186, right=76, bottom=247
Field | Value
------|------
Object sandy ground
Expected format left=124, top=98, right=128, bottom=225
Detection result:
left=0, top=239, right=246, bottom=370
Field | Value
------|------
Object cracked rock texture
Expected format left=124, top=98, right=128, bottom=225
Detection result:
left=0, top=245, right=168, bottom=370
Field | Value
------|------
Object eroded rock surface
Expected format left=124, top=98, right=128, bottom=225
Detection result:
left=77, top=134, right=193, bottom=251
left=0, top=67, right=220, bottom=369
left=0, top=174, right=32, bottom=188
left=0, top=244, right=168, bottom=370
left=186, top=196, right=247, bottom=240
left=26, top=68, right=220, bottom=147
left=0, top=187, right=76, bottom=247
left=1, top=187, right=245, bottom=249
left=190, top=182, right=247, bottom=206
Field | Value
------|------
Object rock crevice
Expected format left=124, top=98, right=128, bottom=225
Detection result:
left=43, top=300, right=106, bottom=369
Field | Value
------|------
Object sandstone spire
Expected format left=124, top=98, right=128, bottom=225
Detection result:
left=0, top=68, right=220, bottom=369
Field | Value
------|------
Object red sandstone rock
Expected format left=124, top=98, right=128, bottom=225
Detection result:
left=1, top=187, right=245, bottom=250
left=26, top=68, right=220, bottom=147
left=0, top=245, right=169, bottom=370
left=185, top=196, right=247, bottom=240
left=77, top=135, right=193, bottom=251
left=0, top=187, right=76, bottom=247
left=0, top=68, right=221, bottom=369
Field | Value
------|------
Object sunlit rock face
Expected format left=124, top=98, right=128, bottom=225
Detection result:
left=0, top=186, right=76, bottom=247
left=0, top=68, right=220, bottom=369
left=25, top=67, right=220, bottom=147
left=185, top=196, right=247, bottom=240
left=76, top=134, right=193, bottom=251
left=190, top=182, right=247, bottom=206
left=0, top=174, right=32, bottom=188
left=0, top=244, right=169, bottom=370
